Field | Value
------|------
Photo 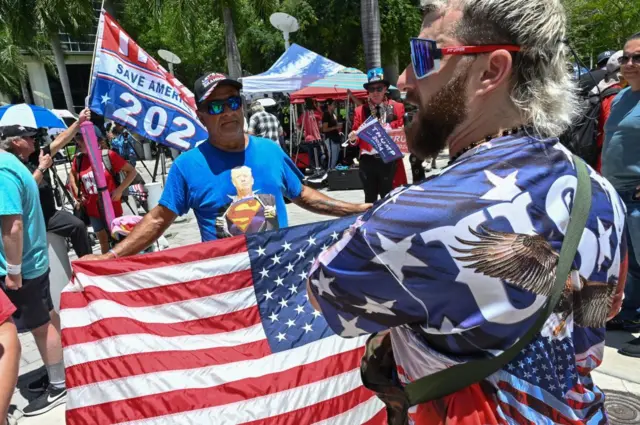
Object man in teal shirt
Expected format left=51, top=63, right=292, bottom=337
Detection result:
left=0, top=125, right=67, bottom=416
left=601, top=32, right=640, bottom=357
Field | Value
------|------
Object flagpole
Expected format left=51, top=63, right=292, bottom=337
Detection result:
left=86, top=2, right=106, bottom=102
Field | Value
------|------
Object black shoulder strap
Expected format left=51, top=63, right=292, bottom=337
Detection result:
left=404, top=156, right=592, bottom=405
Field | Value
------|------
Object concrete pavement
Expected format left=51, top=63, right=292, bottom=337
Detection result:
left=9, top=156, right=640, bottom=424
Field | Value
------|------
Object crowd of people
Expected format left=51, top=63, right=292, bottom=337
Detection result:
left=0, top=0, right=639, bottom=424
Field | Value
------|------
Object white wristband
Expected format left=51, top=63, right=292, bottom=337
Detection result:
left=6, top=263, right=21, bottom=275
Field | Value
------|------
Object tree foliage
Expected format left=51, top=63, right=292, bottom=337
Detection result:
left=564, top=0, right=640, bottom=65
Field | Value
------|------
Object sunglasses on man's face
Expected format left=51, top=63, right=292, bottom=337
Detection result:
left=619, top=54, right=640, bottom=66
left=205, top=96, right=242, bottom=115
left=368, top=86, right=386, bottom=94
left=410, top=38, right=521, bottom=80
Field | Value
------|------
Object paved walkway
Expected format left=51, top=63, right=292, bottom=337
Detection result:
left=9, top=156, right=640, bottom=423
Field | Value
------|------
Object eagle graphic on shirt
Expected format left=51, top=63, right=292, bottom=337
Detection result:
left=452, top=226, right=616, bottom=333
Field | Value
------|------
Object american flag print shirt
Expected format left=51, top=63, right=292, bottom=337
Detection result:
left=309, top=135, right=627, bottom=425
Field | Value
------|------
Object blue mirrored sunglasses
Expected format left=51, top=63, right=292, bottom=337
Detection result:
left=410, top=38, right=521, bottom=79
left=207, top=96, right=242, bottom=115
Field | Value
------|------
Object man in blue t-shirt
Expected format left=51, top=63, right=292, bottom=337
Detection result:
left=85, top=72, right=370, bottom=259
left=601, top=32, right=640, bottom=357
left=0, top=125, right=68, bottom=416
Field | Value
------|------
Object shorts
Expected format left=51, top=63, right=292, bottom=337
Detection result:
left=89, top=215, right=107, bottom=233
left=0, top=270, right=53, bottom=331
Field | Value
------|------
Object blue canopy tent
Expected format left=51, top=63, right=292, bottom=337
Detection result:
left=240, top=44, right=345, bottom=94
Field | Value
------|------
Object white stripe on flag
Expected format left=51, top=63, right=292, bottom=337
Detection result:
left=67, top=335, right=367, bottom=410
left=138, top=50, right=148, bottom=63
left=61, top=286, right=256, bottom=330
left=313, top=397, right=385, bottom=425
left=115, top=369, right=363, bottom=425
left=70, top=252, right=250, bottom=293
left=118, top=31, right=129, bottom=56
left=64, top=322, right=264, bottom=368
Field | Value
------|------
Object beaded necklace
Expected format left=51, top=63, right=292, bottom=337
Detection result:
left=448, top=127, right=523, bottom=165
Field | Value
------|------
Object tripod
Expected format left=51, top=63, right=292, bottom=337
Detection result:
left=152, top=145, right=172, bottom=186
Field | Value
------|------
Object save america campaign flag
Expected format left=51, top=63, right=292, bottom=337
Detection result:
left=60, top=217, right=386, bottom=424
left=88, top=11, right=207, bottom=151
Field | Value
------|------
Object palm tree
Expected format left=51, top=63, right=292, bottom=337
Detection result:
left=0, top=26, right=32, bottom=103
left=361, top=0, right=381, bottom=70
left=149, top=0, right=276, bottom=80
left=0, top=17, right=56, bottom=104
left=0, top=0, right=93, bottom=111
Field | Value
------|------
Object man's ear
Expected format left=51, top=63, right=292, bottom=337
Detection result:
left=475, top=50, right=514, bottom=96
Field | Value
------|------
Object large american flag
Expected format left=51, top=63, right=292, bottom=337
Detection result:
left=60, top=217, right=386, bottom=424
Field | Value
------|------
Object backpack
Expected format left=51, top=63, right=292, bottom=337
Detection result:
left=559, top=86, right=621, bottom=168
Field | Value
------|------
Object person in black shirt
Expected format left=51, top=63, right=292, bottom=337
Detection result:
left=322, top=99, right=343, bottom=169
left=24, top=109, right=93, bottom=258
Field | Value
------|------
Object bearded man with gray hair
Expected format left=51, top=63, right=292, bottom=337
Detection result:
left=307, top=1, right=627, bottom=423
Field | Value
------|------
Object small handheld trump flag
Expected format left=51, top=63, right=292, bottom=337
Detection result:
left=356, top=117, right=404, bottom=163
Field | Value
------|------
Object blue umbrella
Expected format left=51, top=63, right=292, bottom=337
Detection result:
left=0, top=103, right=68, bottom=130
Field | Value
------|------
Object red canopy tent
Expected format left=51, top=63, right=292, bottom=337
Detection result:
left=290, top=86, right=367, bottom=104
left=289, top=67, right=370, bottom=104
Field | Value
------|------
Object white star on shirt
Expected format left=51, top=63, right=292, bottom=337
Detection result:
left=259, top=268, right=269, bottom=278
left=553, top=143, right=575, bottom=169
left=303, top=323, right=313, bottom=333
left=289, top=284, right=298, bottom=294
left=274, top=276, right=284, bottom=287
left=297, top=249, right=306, bottom=260
left=268, top=312, right=279, bottom=322
left=597, top=218, right=613, bottom=272
left=279, top=298, right=288, bottom=308
left=388, top=186, right=406, bottom=204
left=298, top=271, right=308, bottom=281
left=255, top=246, right=266, bottom=256
left=295, top=305, right=305, bottom=314
left=312, top=310, right=322, bottom=318
left=282, top=241, right=292, bottom=251
left=285, top=263, right=295, bottom=273
left=276, top=332, right=287, bottom=342
left=271, top=254, right=281, bottom=265
left=307, top=236, right=317, bottom=246
left=263, top=290, right=274, bottom=301
left=331, top=232, right=340, bottom=240
left=311, top=269, right=337, bottom=297
left=321, top=244, right=329, bottom=251
left=286, top=319, right=296, bottom=328
left=480, top=170, right=522, bottom=201
left=353, top=296, right=396, bottom=315
left=100, top=93, right=111, bottom=105
left=372, top=233, right=427, bottom=282
left=338, top=314, right=366, bottom=337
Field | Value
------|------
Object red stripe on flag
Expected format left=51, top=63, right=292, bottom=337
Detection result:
left=498, top=381, right=600, bottom=425
left=65, top=347, right=364, bottom=424
left=497, top=400, right=537, bottom=425
left=242, top=388, right=377, bottom=425
left=61, top=269, right=253, bottom=309
left=71, top=236, right=247, bottom=276
left=61, top=306, right=260, bottom=347
left=65, top=338, right=271, bottom=389
left=361, top=408, right=387, bottom=425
